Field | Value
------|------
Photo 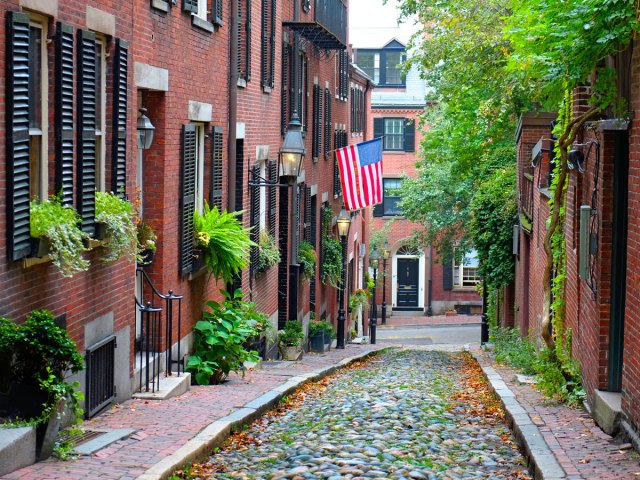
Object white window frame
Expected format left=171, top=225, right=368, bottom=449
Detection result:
left=95, top=35, right=107, bottom=192
left=453, top=249, right=480, bottom=289
left=29, top=15, right=48, bottom=200
left=194, top=123, right=206, bottom=214
left=196, top=0, right=208, bottom=20
left=384, top=118, right=404, bottom=151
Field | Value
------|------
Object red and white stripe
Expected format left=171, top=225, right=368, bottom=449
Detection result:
left=336, top=144, right=383, bottom=211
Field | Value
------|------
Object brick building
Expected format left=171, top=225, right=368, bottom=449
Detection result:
left=350, top=14, right=481, bottom=317
left=514, top=45, right=640, bottom=446
left=1, top=0, right=371, bottom=416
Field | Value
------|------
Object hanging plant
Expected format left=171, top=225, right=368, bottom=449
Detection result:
left=321, top=236, right=343, bottom=288
left=193, top=203, right=255, bottom=283
left=256, top=231, right=281, bottom=272
left=30, top=197, right=90, bottom=277
left=95, top=192, right=139, bottom=263
left=298, top=240, right=316, bottom=279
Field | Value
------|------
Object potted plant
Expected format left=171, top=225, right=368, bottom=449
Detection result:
left=0, top=311, right=84, bottom=460
left=349, top=288, right=369, bottom=313
left=193, top=203, right=255, bottom=282
left=308, top=321, right=327, bottom=353
left=136, top=221, right=157, bottom=265
left=321, top=236, right=343, bottom=288
left=30, top=197, right=91, bottom=277
left=298, top=240, right=316, bottom=280
left=256, top=231, right=281, bottom=273
left=186, top=294, right=259, bottom=385
left=94, top=192, right=139, bottom=263
left=278, top=321, right=304, bottom=360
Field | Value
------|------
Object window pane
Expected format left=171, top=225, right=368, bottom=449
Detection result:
left=29, top=25, right=42, bottom=130
left=384, top=119, right=404, bottom=150
left=383, top=178, right=403, bottom=215
left=29, top=136, right=42, bottom=197
left=357, top=52, right=380, bottom=84
left=385, top=51, right=403, bottom=85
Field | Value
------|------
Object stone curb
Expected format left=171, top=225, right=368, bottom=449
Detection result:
left=137, top=348, right=383, bottom=480
left=471, top=352, right=567, bottom=480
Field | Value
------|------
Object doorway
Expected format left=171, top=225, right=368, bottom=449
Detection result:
left=397, top=257, right=419, bottom=307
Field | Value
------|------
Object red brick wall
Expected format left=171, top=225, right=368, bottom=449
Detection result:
left=0, top=2, right=135, bottom=355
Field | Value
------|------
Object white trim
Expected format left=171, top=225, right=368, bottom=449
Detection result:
left=95, top=36, right=107, bottom=192
left=391, top=249, right=425, bottom=309
left=195, top=0, right=208, bottom=20
left=259, top=161, right=267, bottom=232
left=194, top=123, right=206, bottom=213
left=29, top=16, right=48, bottom=200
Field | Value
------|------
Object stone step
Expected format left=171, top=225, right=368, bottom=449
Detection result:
left=0, top=426, right=35, bottom=476
left=133, top=372, right=191, bottom=401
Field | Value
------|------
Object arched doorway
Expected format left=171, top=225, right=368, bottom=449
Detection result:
left=392, top=246, right=424, bottom=311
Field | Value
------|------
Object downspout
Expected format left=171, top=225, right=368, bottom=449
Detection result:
left=228, top=0, right=239, bottom=212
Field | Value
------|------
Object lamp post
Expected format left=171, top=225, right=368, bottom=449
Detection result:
left=381, top=239, right=390, bottom=325
left=336, top=207, right=351, bottom=349
left=369, top=247, right=381, bottom=344
left=481, top=280, right=489, bottom=345
left=136, top=108, right=155, bottom=150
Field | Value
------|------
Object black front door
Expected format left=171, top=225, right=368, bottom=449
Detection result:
left=397, top=258, right=419, bottom=307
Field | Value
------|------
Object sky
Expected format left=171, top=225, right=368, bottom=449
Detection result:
left=348, top=0, right=418, bottom=48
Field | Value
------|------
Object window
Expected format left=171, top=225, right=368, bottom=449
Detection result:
left=95, top=36, right=107, bottom=192
left=383, top=178, right=402, bottom=216
left=336, top=49, right=349, bottom=101
left=453, top=249, right=480, bottom=288
left=259, top=161, right=267, bottom=231
left=29, top=17, right=48, bottom=199
left=355, top=47, right=405, bottom=87
left=194, top=123, right=206, bottom=213
left=374, top=117, right=415, bottom=152
left=238, top=0, right=251, bottom=82
left=261, top=0, right=276, bottom=90
left=384, top=118, right=404, bottom=151
left=196, top=0, right=207, bottom=20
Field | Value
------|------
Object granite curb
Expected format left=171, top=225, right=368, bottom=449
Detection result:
left=471, top=352, right=567, bottom=480
left=137, top=348, right=383, bottom=480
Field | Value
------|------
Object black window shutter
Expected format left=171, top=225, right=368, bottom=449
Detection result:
left=269, top=0, right=276, bottom=88
left=303, top=59, right=309, bottom=132
left=250, top=165, right=261, bottom=275
left=443, top=254, right=453, bottom=290
left=268, top=160, right=277, bottom=237
left=183, top=0, right=198, bottom=13
left=210, top=126, right=224, bottom=212
left=6, top=11, right=32, bottom=261
left=324, top=88, right=331, bottom=158
left=180, top=124, right=197, bottom=276
left=55, top=23, right=75, bottom=206
left=245, top=0, right=252, bottom=81
left=404, top=118, right=415, bottom=152
left=111, top=38, right=128, bottom=195
left=77, top=30, right=97, bottom=235
left=260, top=0, right=268, bottom=87
left=350, top=87, right=355, bottom=132
left=280, top=42, right=290, bottom=134
left=213, top=0, right=224, bottom=26
left=312, top=84, right=321, bottom=160
left=303, top=185, right=311, bottom=242
left=374, top=118, right=384, bottom=140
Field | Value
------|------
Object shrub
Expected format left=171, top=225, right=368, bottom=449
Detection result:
left=95, top=191, right=139, bottom=263
left=309, top=320, right=335, bottom=340
left=256, top=231, right=281, bottom=272
left=321, top=237, right=343, bottom=288
left=278, top=321, right=304, bottom=347
left=186, top=293, right=260, bottom=385
left=298, top=240, right=316, bottom=279
left=193, top=204, right=255, bottom=283
left=30, top=197, right=90, bottom=277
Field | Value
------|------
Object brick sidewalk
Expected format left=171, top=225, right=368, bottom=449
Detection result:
left=380, top=313, right=481, bottom=327
left=2, top=345, right=384, bottom=480
left=476, top=350, right=640, bottom=480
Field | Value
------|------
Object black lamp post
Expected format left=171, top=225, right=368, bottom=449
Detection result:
left=136, top=108, right=155, bottom=150
left=336, top=207, right=351, bottom=349
left=481, top=281, right=489, bottom=344
left=381, top=239, right=390, bottom=325
left=369, top=247, right=381, bottom=344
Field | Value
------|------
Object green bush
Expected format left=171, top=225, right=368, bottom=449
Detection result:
left=193, top=204, right=254, bottom=283
left=256, top=231, right=281, bottom=272
left=298, top=240, right=316, bottom=279
left=187, top=293, right=260, bottom=385
left=278, top=321, right=304, bottom=347
left=30, top=197, right=90, bottom=277
left=309, top=320, right=335, bottom=339
left=321, top=237, right=343, bottom=288
left=95, top=191, right=138, bottom=263
left=491, top=327, right=537, bottom=375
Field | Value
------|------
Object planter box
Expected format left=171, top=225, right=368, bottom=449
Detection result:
left=309, top=332, right=329, bottom=353
left=94, top=222, right=107, bottom=240
left=29, top=237, right=50, bottom=258
left=279, top=344, right=303, bottom=361
left=138, top=248, right=156, bottom=266
left=191, top=249, right=205, bottom=272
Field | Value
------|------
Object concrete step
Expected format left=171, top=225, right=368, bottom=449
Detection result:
left=0, top=426, right=35, bottom=476
left=133, top=372, right=191, bottom=401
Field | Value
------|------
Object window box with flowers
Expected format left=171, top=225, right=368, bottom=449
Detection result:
left=137, top=221, right=157, bottom=266
left=94, top=192, right=139, bottom=263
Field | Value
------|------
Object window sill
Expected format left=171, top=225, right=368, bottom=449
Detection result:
left=23, top=255, right=52, bottom=269
left=191, top=14, right=214, bottom=33
left=188, top=266, right=207, bottom=281
left=237, top=78, right=247, bottom=88
left=452, top=287, right=479, bottom=292
left=151, top=0, right=170, bottom=13
left=539, top=187, right=551, bottom=199
left=86, top=238, right=102, bottom=249
left=263, top=86, right=272, bottom=94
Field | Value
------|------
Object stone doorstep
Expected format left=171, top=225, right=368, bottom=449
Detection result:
left=471, top=352, right=568, bottom=480
left=591, top=389, right=622, bottom=435
left=0, top=426, right=36, bottom=477
left=133, top=372, right=191, bottom=401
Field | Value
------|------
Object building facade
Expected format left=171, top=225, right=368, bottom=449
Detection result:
left=1, top=0, right=371, bottom=416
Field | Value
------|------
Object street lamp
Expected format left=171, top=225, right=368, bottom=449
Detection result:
left=136, top=108, right=155, bottom=150
left=336, top=207, right=351, bottom=349
left=369, top=246, right=381, bottom=345
left=381, top=239, right=390, bottom=325
left=279, top=113, right=305, bottom=182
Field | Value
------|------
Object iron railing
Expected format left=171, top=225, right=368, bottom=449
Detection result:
left=134, top=268, right=184, bottom=393
left=314, top=0, right=346, bottom=47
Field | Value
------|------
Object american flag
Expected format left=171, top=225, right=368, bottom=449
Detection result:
left=335, top=138, right=383, bottom=211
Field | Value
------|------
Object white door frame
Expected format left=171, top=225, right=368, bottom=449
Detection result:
left=391, top=250, right=425, bottom=309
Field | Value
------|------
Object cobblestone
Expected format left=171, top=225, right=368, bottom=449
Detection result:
left=200, top=350, right=530, bottom=479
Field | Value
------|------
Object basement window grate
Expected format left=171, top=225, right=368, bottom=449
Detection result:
left=85, top=335, right=117, bottom=418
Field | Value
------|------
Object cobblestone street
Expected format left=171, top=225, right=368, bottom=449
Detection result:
left=187, top=349, right=529, bottom=480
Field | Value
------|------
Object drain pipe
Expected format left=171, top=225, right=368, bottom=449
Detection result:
left=228, top=0, right=239, bottom=213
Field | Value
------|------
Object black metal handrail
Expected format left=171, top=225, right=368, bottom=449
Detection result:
left=315, top=0, right=346, bottom=46
left=134, top=268, right=184, bottom=393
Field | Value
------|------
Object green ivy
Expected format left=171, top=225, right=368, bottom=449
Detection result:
left=95, top=191, right=138, bottom=263
left=298, top=240, right=316, bottom=279
left=321, top=237, right=343, bottom=288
